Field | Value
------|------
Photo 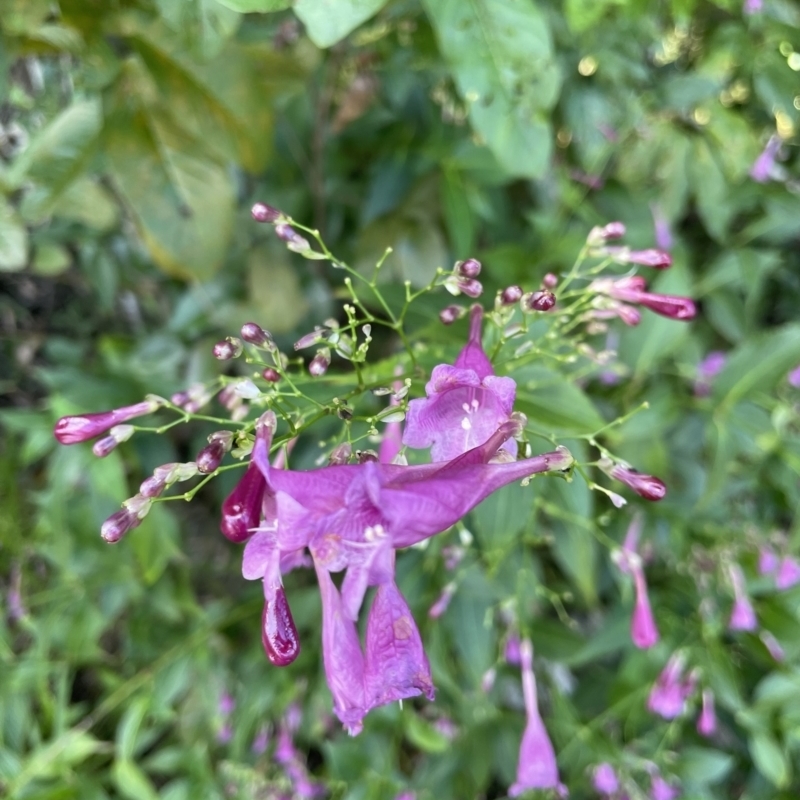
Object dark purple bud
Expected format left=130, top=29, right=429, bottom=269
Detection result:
left=101, top=508, right=138, bottom=543
left=357, top=449, right=379, bottom=463
left=140, top=474, right=167, bottom=498
left=261, top=367, right=281, bottom=383
left=500, top=285, right=523, bottom=305
left=636, top=293, right=696, bottom=320
left=213, top=338, right=243, bottom=360
left=336, top=405, right=353, bottom=421
left=251, top=202, right=282, bottom=223
left=439, top=305, right=464, bottom=324
left=603, top=221, right=626, bottom=239
left=542, top=273, right=559, bottom=288
left=309, top=348, right=331, bottom=377
left=170, top=391, right=190, bottom=407
left=220, top=463, right=265, bottom=542
left=196, top=439, right=227, bottom=474
left=92, top=436, right=118, bottom=458
left=274, top=223, right=310, bottom=251
left=54, top=399, right=160, bottom=445
left=457, top=277, right=483, bottom=298
left=610, top=464, right=667, bottom=501
left=240, top=322, right=272, bottom=347
left=456, top=258, right=482, bottom=279
left=525, top=290, right=556, bottom=312
left=262, top=587, right=300, bottom=666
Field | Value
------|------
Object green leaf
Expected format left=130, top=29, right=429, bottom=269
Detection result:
left=112, top=758, right=160, bottom=800
left=32, top=242, right=71, bottom=276
left=565, top=0, right=620, bottom=33
left=514, top=366, right=606, bottom=436
left=0, top=195, right=28, bottom=271
left=51, top=176, right=119, bottom=231
left=404, top=713, right=450, bottom=754
left=132, top=503, right=180, bottom=585
left=104, top=98, right=235, bottom=281
left=749, top=732, right=791, bottom=788
left=294, top=0, right=388, bottom=48
left=11, top=99, right=103, bottom=222
left=117, top=698, right=150, bottom=761
left=680, top=746, right=734, bottom=786
left=424, top=0, right=560, bottom=178
left=216, top=0, right=290, bottom=10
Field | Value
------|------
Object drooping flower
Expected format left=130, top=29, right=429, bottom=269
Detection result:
left=509, top=639, right=565, bottom=797
left=593, top=276, right=696, bottom=321
left=728, top=563, right=757, bottom=632
left=54, top=397, right=162, bottom=444
left=648, top=653, right=694, bottom=719
left=631, top=565, right=660, bottom=649
left=697, top=688, right=717, bottom=737
left=592, top=762, right=619, bottom=794
left=775, top=556, right=800, bottom=590
left=403, top=305, right=518, bottom=462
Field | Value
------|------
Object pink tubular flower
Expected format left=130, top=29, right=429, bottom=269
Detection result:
left=759, top=546, right=779, bottom=575
left=428, top=583, right=456, bottom=618
left=775, top=556, right=800, bottom=590
left=594, top=277, right=696, bottom=321
left=750, top=135, right=779, bottom=182
left=54, top=398, right=161, bottom=444
left=697, top=688, right=717, bottom=737
left=604, top=247, right=672, bottom=269
left=631, top=566, right=660, bottom=649
left=592, top=762, right=619, bottom=794
left=602, top=460, right=667, bottom=501
left=651, top=204, right=673, bottom=251
left=650, top=773, right=680, bottom=800
left=648, top=653, right=693, bottom=719
left=403, top=305, right=518, bottom=462
left=509, top=639, right=564, bottom=797
left=728, top=563, right=757, bottom=632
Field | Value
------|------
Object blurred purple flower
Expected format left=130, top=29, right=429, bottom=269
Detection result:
left=651, top=204, right=673, bottom=251
left=251, top=726, right=270, bottom=755
left=729, top=564, right=757, bottom=632
left=428, top=583, right=456, bottom=618
left=218, top=693, right=235, bottom=716
left=648, top=653, right=693, bottom=719
left=775, top=556, right=800, bottom=590
left=592, top=762, right=619, bottom=794
left=509, top=640, right=565, bottom=797
left=394, top=793, right=416, bottom=800
left=750, top=135, right=780, bottom=182
left=594, top=276, right=696, bottom=321
left=651, top=774, right=680, bottom=800
left=631, top=566, right=660, bottom=649
left=403, top=305, right=517, bottom=462
left=759, top=546, right=779, bottom=575
left=788, top=365, right=800, bottom=388
left=505, top=633, right=522, bottom=666
left=216, top=723, right=233, bottom=744
left=694, top=351, right=726, bottom=397
left=743, top=0, right=763, bottom=13
left=697, top=689, right=717, bottom=737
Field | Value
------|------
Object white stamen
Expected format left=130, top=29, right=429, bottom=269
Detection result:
left=461, top=417, right=472, bottom=430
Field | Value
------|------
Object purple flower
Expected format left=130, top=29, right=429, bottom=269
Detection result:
left=509, top=639, right=564, bottom=796
left=505, top=633, right=522, bottom=666
left=648, top=653, right=693, bottom=719
left=428, top=583, right=456, bottom=618
left=775, top=556, right=800, bottom=590
left=54, top=398, right=161, bottom=444
left=694, top=351, right=726, bottom=397
left=603, top=247, right=672, bottom=269
left=403, top=305, right=517, bottom=462
left=729, top=564, right=757, bottom=632
left=631, top=566, right=660, bottom=649
left=750, top=135, right=779, bottom=181
left=592, top=762, right=619, bottom=794
left=759, top=546, right=779, bottom=575
left=651, top=204, right=673, bottom=251
left=788, top=365, right=800, bottom=388
left=697, top=689, right=717, bottom=737
left=594, top=277, right=696, bottom=322
left=650, top=774, right=680, bottom=800
left=601, top=459, right=667, bottom=501
left=251, top=726, right=270, bottom=754
left=743, top=0, right=763, bottom=13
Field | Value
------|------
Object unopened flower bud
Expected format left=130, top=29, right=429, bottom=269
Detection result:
left=294, top=327, right=326, bottom=350
left=428, top=583, right=456, bottom=618
left=357, top=449, right=379, bottom=463
left=251, top=202, right=282, bottom=223
left=171, top=391, right=190, bottom=407
left=274, top=223, right=310, bottom=252
left=261, top=367, right=280, bottom=383
left=592, top=763, right=619, bottom=794
left=262, top=587, right=301, bottom=666
left=697, top=689, right=717, bottom=737
left=329, top=442, right=352, bottom=465
left=197, top=432, right=233, bottom=474
left=760, top=630, right=785, bottom=661
left=101, top=508, right=138, bottom=543
left=240, top=322, right=272, bottom=347
left=233, top=379, right=260, bottom=400
left=603, top=221, right=626, bottom=239
left=54, top=399, right=162, bottom=445
left=542, top=273, right=559, bottom=288
left=309, top=348, right=331, bottom=377
left=336, top=405, right=353, bottom=421
left=457, top=277, right=483, bottom=298
left=524, top=290, right=556, bottom=312
left=92, top=424, right=135, bottom=457
left=500, top=285, right=523, bottom=305
left=481, top=667, right=496, bottom=694
left=456, top=258, right=481, bottom=279
left=605, top=462, right=667, bottom=501
left=213, top=338, right=243, bottom=360
left=439, top=305, right=464, bottom=325
left=615, top=303, right=642, bottom=326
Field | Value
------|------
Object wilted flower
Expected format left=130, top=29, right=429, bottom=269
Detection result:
left=275, top=223, right=311, bottom=252
left=592, top=762, right=619, bottom=794
left=509, top=639, right=564, bottom=796
left=728, top=563, right=757, bottom=632
left=404, top=305, right=517, bottom=462
left=697, top=688, right=717, bottom=737
left=55, top=398, right=162, bottom=444
left=648, top=653, right=693, bottom=719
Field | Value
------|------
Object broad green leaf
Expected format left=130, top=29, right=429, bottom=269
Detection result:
left=32, top=242, right=71, bottom=275
left=216, top=0, right=290, bottom=10
left=117, top=698, right=150, bottom=760
left=11, top=99, right=103, bottom=222
left=294, top=0, right=388, bottom=48
left=0, top=196, right=28, bottom=271
left=471, top=481, right=532, bottom=549
left=514, top=366, right=606, bottom=436
left=404, top=713, right=450, bottom=754
left=691, top=138, right=733, bottom=241
left=112, top=758, right=160, bottom=800
left=51, top=176, right=119, bottom=230
left=132, top=503, right=180, bottom=585
left=105, top=98, right=235, bottom=280
left=680, top=746, right=734, bottom=786
left=424, top=0, right=560, bottom=178
left=565, top=0, right=620, bottom=33
left=749, top=732, right=791, bottom=788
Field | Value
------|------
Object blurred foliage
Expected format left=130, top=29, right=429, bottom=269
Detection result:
left=1, top=0, right=800, bottom=798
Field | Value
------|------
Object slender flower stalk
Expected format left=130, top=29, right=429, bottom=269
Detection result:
left=509, top=639, right=564, bottom=797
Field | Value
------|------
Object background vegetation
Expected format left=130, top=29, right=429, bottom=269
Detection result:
left=2, top=0, right=800, bottom=798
